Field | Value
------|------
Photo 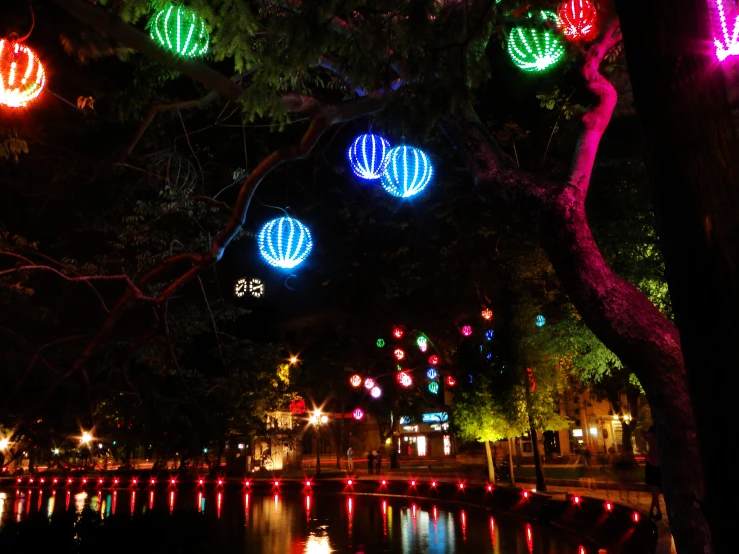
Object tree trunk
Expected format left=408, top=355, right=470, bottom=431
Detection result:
left=620, top=419, right=634, bottom=457
left=616, top=1, right=739, bottom=552
left=529, top=427, right=546, bottom=492
left=440, top=110, right=710, bottom=554
left=484, top=440, right=495, bottom=483
left=507, top=437, right=516, bottom=486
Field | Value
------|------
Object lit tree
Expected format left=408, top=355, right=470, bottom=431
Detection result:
left=0, top=0, right=718, bottom=550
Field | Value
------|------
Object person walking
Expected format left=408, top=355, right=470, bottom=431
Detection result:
left=347, top=447, right=354, bottom=471
left=367, top=451, right=375, bottom=475
left=641, top=425, right=663, bottom=521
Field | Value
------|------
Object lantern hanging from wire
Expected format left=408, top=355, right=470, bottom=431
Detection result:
left=507, top=26, right=565, bottom=72
left=485, top=329, right=495, bottom=341
left=149, top=3, right=210, bottom=58
left=446, top=375, right=457, bottom=387
left=397, top=372, right=413, bottom=388
left=393, top=327, right=404, bottom=339
left=429, top=355, right=439, bottom=365
left=0, top=38, right=46, bottom=108
left=347, top=133, right=392, bottom=180
left=350, top=374, right=362, bottom=388
left=370, top=386, right=382, bottom=398
left=461, top=325, right=473, bottom=337
left=536, top=315, right=546, bottom=327
left=428, top=381, right=439, bottom=394
left=417, top=336, right=428, bottom=352
left=353, top=408, right=364, bottom=420
left=380, top=145, right=434, bottom=198
left=394, top=348, right=405, bottom=361
left=557, top=0, right=599, bottom=42
left=376, top=338, right=385, bottom=347
left=481, top=309, right=493, bottom=321
left=364, top=378, right=375, bottom=390
left=258, top=216, right=313, bottom=270
left=426, top=368, right=438, bottom=380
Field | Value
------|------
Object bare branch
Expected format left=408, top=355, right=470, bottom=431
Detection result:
left=568, top=20, right=622, bottom=196
left=191, top=196, right=233, bottom=214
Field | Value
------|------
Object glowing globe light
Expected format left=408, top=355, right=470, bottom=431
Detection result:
left=350, top=374, right=362, bottom=388
left=393, top=327, right=404, bottom=339
left=353, top=408, right=364, bottom=420
left=376, top=338, right=385, bottom=348
left=557, top=0, right=599, bottom=42
left=0, top=39, right=46, bottom=108
left=507, top=27, right=565, bottom=72
left=446, top=376, right=456, bottom=386
left=426, top=368, right=438, bottom=380
left=461, top=325, right=473, bottom=337
left=536, top=315, right=546, bottom=327
left=397, top=372, right=413, bottom=388
left=364, top=378, right=375, bottom=390
left=481, top=309, right=493, bottom=321
left=485, top=329, right=495, bottom=341
left=380, top=145, right=434, bottom=198
left=347, top=133, right=392, bottom=180
left=149, top=4, right=210, bottom=58
left=258, top=216, right=313, bottom=270
left=394, top=348, right=405, bottom=361
left=417, top=336, right=428, bottom=352
left=428, top=381, right=439, bottom=394
left=370, top=386, right=382, bottom=398
left=429, top=355, right=439, bottom=365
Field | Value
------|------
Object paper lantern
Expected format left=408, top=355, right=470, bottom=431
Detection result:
left=536, top=315, right=546, bottom=327
left=0, top=39, right=46, bottom=108
left=417, top=336, right=428, bottom=352
left=350, top=374, right=362, bottom=388
left=397, top=372, right=413, bottom=387
left=394, top=348, right=405, bottom=361
left=149, top=4, right=210, bottom=58
left=426, top=368, right=438, bottom=380
left=485, top=329, right=495, bottom=341
left=347, top=133, right=391, bottom=180
left=428, top=382, right=439, bottom=394
left=381, top=145, right=434, bottom=198
left=149, top=153, right=198, bottom=191
left=557, top=0, right=598, bottom=42
left=481, top=309, right=493, bottom=321
left=711, top=0, right=739, bottom=60
left=376, top=338, right=385, bottom=348
left=429, top=355, right=439, bottom=365
left=461, top=325, right=472, bottom=337
left=364, top=378, right=375, bottom=390
left=393, top=327, right=404, bottom=339
left=446, top=375, right=456, bottom=387
left=508, top=27, right=565, bottom=72
left=258, top=216, right=313, bottom=269
left=371, top=386, right=382, bottom=398
left=353, top=408, right=364, bottom=420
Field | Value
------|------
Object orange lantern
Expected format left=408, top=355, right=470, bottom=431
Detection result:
left=481, top=309, right=493, bottom=320
left=0, top=38, right=45, bottom=108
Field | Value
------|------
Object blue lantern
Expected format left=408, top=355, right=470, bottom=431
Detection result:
left=485, top=329, right=495, bottom=341
left=258, top=216, right=313, bottom=269
left=428, top=381, right=439, bottom=394
left=486, top=352, right=493, bottom=360
left=536, top=315, right=546, bottom=327
left=347, top=133, right=391, bottom=180
left=426, top=368, right=438, bottom=380
left=380, top=145, right=434, bottom=198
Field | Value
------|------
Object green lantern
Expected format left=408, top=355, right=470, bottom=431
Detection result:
left=507, top=27, right=564, bottom=72
left=150, top=4, right=210, bottom=58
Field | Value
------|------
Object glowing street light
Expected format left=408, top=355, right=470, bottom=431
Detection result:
left=0, top=438, right=9, bottom=450
left=52, top=448, right=60, bottom=455
left=80, top=432, right=93, bottom=445
left=309, top=410, right=328, bottom=476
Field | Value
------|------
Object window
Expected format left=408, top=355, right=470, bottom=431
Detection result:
left=572, top=429, right=583, bottom=437
left=417, top=436, right=427, bottom=456
left=443, top=435, right=451, bottom=456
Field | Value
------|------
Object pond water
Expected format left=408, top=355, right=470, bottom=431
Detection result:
left=0, top=488, right=590, bottom=553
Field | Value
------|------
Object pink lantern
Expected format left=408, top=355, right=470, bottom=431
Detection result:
left=396, top=371, right=413, bottom=387
left=353, top=408, right=364, bottom=420
left=461, top=325, right=472, bottom=336
left=370, top=386, right=382, bottom=398
left=711, top=0, right=739, bottom=61
left=364, top=378, right=375, bottom=389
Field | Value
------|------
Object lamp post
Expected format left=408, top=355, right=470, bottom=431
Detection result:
left=309, top=410, right=329, bottom=476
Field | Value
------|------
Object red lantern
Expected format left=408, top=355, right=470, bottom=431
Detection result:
left=557, top=0, right=599, bottom=42
left=428, top=355, right=439, bottom=365
left=0, top=39, right=46, bottom=108
left=289, top=398, right=306, bottom=415
left=446, top=375, right=456, bottom=387
left=397, top=371, right=413, bottom=387
left=392, top=327, right=404, bottom=339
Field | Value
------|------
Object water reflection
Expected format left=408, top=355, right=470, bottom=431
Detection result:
left=0, top=488, right=587, bottom=554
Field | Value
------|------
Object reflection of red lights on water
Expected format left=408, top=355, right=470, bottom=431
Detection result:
left=217, top=492, right=223, bottom=518
left=169, top=491, right=175, bottom=513
left=306, top=495, right=311, bottom=513
left=65, top=490, right=70, bottom=510
left=633, top=512, right=640, bottom=523
left=244, top=493, right=250, bottom=523
left=112, top=491, right=117, bottom=514
left=149, top=491, right=154, bottom=510
left=382, top=500, right=387, bottom=515
left=197, top=492, right=203, bottom=513
left=274, top=494, right=279, bottom=512
left=461, top=510, right=467, bottom=540
left=490, top=517, right=496, bottom=546
left=348, top=497, right=353, bottom=516
left=412, top=504, right=417, bottom=519
left=131, top=491, right=136, bottom=517
left=526, top=523, right=533, bottom=553
left=433, top=505, right=438, bottom=522
left=606, top=501, right=612, bottom=512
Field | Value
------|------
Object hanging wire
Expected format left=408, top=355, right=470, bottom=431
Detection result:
left=15, top=1, right=35, bottom=43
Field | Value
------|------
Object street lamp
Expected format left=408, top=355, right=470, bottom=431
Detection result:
left=80, top=432, right=93, bottom=445
left=0, top=438, right=9, bottom=450
left=309, top=410, right=329, bottom=476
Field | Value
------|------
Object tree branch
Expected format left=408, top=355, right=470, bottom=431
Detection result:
left=568, top=20, right=622, bottom=197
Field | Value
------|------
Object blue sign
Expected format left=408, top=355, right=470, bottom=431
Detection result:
left=422, top=412, right=449, bottom=423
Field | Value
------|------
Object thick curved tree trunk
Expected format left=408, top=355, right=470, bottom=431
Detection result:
left=440, top=110, right=712, bottom=554
left=615, top=1, right=739, bottom=552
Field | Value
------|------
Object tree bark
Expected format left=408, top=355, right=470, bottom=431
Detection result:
left=440, top=108, right=711, bottom=554
left=484, top=440, right=496, bottom=483
left=529, top=427, right=547, bottom=492
left=507, top=437, right=516, bottom=486
left=615, top=1, right=739, bottom=553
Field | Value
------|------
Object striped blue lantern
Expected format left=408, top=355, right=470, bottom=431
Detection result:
left=258, top=217, right=313, bottom=270
left=380, top=145, right=434, bottom=198
left=347, top=133, right=391, bottom=180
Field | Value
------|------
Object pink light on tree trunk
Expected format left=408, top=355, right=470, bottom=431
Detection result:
left=712, top=0, right=739, bottom=61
